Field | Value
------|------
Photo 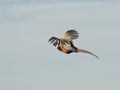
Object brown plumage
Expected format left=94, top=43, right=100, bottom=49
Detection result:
left=48, top=30, right=99, bottom=58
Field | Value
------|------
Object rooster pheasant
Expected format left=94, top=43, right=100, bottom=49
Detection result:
left=49, top=30, right=99, bottom=58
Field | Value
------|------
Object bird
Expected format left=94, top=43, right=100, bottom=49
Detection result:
left=48, top=30, right=99, bottom=58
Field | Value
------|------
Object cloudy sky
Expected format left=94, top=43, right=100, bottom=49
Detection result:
left=0, top=0, right=120, bottom=90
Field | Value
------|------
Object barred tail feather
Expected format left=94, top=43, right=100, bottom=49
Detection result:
left=77, top=49, right=99, bottom=58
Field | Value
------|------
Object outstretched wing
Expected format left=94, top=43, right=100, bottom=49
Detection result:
left=48, top=37, right=60, bottom=47
left=61, top=30, right=79, bottom=41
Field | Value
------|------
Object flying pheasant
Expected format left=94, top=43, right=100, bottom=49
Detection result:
left=48, top=30, right=99, bottom=58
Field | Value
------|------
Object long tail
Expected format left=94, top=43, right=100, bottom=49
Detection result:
left=77, top=48, right=99, bottom=58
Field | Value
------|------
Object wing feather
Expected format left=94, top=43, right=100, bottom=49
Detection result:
left=48, top=37, right=60, bottom=46
left=62, top=30, right=79, bottom=41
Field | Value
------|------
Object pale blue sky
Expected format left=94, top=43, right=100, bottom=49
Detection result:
left=0, top=0, right=120, bottom=4
left=0, top=0, right=120, bottom=90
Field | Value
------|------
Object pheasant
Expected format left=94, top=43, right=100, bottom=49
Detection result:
left=48, top=30, right=99, bottom=58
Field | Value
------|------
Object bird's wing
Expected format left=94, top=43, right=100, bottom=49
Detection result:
left=77, top=49, right=99, bottom=58
left=61, top=30, right=79, bottom=41
left=48, top=37, right=60, bottom=47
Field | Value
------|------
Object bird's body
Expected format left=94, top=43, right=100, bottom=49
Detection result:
left=57, top=39, right=77, bottom=54
left=49, top=30, right=99, bottom=58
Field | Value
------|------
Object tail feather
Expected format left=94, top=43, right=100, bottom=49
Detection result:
left=77, top=49, right=99, bottom=58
